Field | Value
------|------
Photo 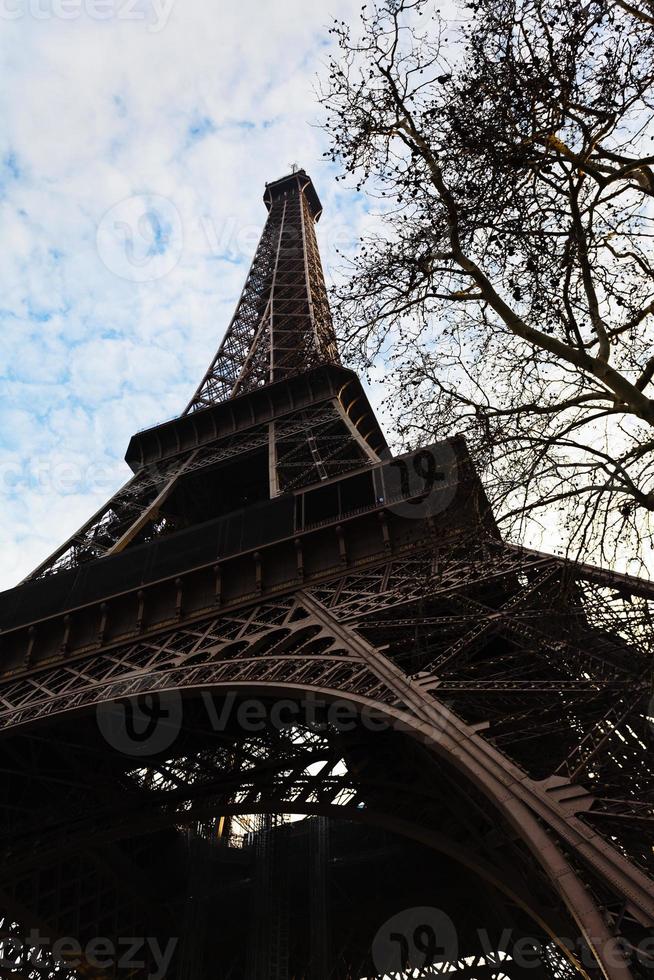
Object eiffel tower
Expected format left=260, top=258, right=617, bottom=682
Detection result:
left=0, top=169, right=653, bottom=980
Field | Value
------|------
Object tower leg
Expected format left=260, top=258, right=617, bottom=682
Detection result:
left=309, top=817, right=331, bottom=980
left=178, top=832, right=211, bottom=980
left=247, top=815, right=290, bottom=980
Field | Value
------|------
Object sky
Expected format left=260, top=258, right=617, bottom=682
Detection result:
left=0, top=0, right=419, bottom=590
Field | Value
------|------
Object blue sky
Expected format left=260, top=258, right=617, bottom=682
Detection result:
left=0, top=0, right=403, bottom=589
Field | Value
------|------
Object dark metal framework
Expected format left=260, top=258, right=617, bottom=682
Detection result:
left=0, top=170, right=653, bottom=980
left=185, top=169, right=339, bottom=410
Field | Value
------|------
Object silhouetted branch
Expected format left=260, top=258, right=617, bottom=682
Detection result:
left=320, top=0, right=654, bottom=564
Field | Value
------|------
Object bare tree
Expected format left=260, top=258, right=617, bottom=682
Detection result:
left=319, top=0, right=654, bottom=568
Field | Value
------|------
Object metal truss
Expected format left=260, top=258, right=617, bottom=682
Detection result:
left=0, top=911, right=79, bottom=980
left=0, top=715, right=584, bottom=980
left=24, top=399, right=374, bottom=581
left=2, top=537, right=654, bottom=976
left=23, top=435, right=241, bottom=580
left=0, top=700, right=595, bottom=963
left=4, top=168, right=654, bottom=980
left=272, top=399, right=376, bottom=494
left=184, top=170, right=339, bottom=413
left=22, top=170, right=345, bottom=582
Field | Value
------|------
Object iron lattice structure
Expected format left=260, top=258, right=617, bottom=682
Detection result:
left=0, top=170, right=653, bottom=980
left=184, top=169, right=339, bottom=410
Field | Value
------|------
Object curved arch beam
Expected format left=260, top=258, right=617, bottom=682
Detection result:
left=0, top=590, right=649, bottom=978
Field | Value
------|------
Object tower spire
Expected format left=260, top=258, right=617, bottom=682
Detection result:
left=185, top=169, right=339, bottom=414
left=21, top=170, right=384, bottom=581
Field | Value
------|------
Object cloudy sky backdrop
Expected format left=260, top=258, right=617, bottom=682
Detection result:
left=0, top=0, right=432, bottom=589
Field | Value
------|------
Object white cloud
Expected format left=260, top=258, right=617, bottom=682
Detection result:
left=0, top=0, right=603, bottom=595
left=0, top=0, right=381, bottom=589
